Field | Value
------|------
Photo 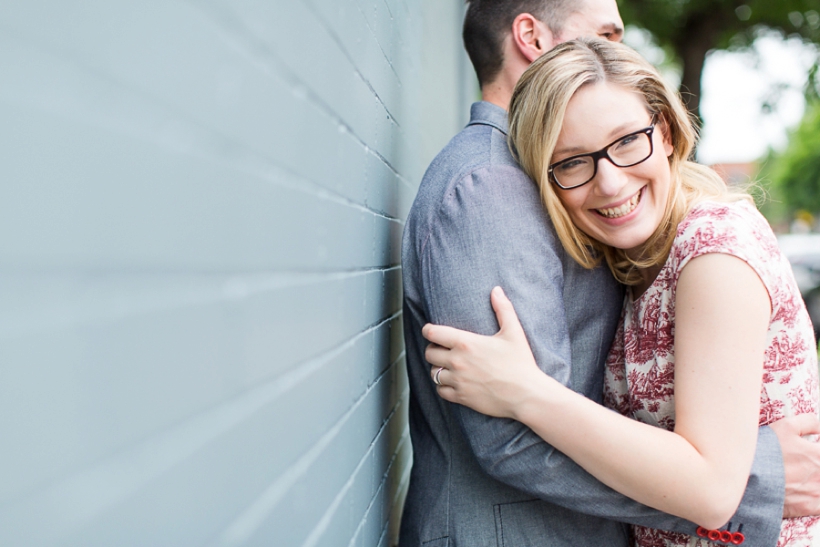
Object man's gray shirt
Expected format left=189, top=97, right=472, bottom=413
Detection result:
left=398, top=102, right=785, bottom=547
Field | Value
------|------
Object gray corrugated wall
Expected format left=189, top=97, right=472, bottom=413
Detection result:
left=0, top=1, right=473, bottom=545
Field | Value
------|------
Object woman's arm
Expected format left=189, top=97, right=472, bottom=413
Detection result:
left=426, top=253, right=771, bottom=528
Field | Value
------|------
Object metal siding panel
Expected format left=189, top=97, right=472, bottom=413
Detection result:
left=0, top=104, right=399, bottom=270
left=0, top=0, right=461, bottom=543
left=238, top=367, right=407, bottom=546
left=0, top=5, right=405, bottom=216
left=306, top=0, right=404, bottom=124
left=0, top=328, right=401, bottom=545
left=0, top=271, right=400, bottom=504
left=315, top=413, right=411, bottom=547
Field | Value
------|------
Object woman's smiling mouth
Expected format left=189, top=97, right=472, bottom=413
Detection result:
left=596, top=187, right=644, bottom=219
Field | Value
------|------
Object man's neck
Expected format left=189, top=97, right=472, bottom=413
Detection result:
left=480, top=80, right=514, bottom=111
left=481, top=51, right=531, bottom=111
left=481, top=92, right=509, bottom=111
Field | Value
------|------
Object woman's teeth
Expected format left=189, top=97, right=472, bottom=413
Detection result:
left=597, top=191, right=641, bottom=219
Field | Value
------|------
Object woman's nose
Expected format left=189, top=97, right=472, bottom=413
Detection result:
left=592, top=158, right=629, bottom=197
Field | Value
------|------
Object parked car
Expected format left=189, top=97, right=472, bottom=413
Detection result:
left=777, top=233, right=820, bottom=340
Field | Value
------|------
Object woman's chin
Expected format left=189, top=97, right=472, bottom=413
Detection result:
left=589, top=225, right=655, bottom=254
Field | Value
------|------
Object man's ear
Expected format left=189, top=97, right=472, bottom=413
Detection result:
left=511, top=13, right=554, bottom=63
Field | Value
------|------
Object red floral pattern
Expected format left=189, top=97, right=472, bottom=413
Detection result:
left=604, top=200, right=820, bottom=547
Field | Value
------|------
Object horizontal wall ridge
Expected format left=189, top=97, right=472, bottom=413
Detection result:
left=345, top=428, right=412, bottom=547
left=215, top=355, right=407, bottom=545
left=188, top=0, right=414, bottom=189
left=291, top=399, right=409, bottom=547
left=303, top=0, right=402, bottom=128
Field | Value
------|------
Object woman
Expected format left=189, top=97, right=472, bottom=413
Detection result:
left=423, top=38, right=820, bottom=546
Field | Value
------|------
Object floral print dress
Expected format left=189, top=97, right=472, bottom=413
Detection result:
left=603, top=200, right=820, bottom=547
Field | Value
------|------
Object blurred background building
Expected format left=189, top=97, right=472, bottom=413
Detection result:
left=0, top=1, right=474, bottom=545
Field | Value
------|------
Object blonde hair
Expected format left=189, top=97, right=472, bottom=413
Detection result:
left=508, top=38, right=750, bottom=285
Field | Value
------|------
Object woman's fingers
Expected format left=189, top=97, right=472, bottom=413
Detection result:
left=430, top=364, right=459, bottom=402
left=425, top=343, right=452, bottom=367
left=423, top=286, right=519, bottom=349
left=436, top=384, right=458, bottom=403
left=430, top=365, right=449, bottom=386
left=490, top=286, right=525, bottom=338
left=430, top=365, right=459, bottom=392
left=422, top=323, right=468, bottom=349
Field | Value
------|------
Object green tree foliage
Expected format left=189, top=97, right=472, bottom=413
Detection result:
left=620, top=0, right=820, bottom=119
left=764, top=100, right=820, bottom=215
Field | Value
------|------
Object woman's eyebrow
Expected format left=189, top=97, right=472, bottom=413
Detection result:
left=553, top=145, right=585, bottom=157
left=606, top=122, right=642, bottom=139
left=553, top=121, right=650, bottom=158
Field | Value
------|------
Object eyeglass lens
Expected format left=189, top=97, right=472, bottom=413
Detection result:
left=552, top=130, right=652, bottom=189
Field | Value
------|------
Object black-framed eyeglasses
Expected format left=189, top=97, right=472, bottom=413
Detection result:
left=548, top=125, right=655, bottom=190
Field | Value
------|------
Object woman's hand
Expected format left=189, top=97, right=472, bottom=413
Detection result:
left=423, top=286, right=547, bottom=419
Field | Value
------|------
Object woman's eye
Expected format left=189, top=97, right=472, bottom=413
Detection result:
left=615, top=134, right=639, bottom=149
left=557, top=158, right=588, bottom=172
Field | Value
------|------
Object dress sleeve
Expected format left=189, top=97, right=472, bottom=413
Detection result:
left=672, top=200, right=782, bottom=305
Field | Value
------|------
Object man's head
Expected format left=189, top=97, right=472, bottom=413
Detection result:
left=463, top=0, right=623, bottom=106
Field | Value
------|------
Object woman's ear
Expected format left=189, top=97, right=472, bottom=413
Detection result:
left=657, top=116, right=674, bottom=157
left=511, top=13, right=555, bottom=63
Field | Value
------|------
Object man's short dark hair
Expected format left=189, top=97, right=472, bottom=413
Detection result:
left=463, top=0, right=577, bottom=87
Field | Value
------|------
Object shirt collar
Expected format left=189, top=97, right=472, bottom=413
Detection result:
left=466, top=101, right=509, bottom=135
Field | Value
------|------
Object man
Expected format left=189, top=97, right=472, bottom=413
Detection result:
left=400, top=1, right=820, bottom=546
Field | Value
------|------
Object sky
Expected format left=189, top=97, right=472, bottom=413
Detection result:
left=625, top=29, right=818, bottom=166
